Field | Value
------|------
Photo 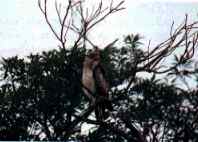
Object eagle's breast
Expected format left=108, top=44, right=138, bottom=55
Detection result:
left=82, top=66, right=96, bottom=97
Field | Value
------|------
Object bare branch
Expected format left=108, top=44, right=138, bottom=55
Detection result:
left=87, top=1, right=125, bottom=32
left=124, top=15, right=198, bottom=90
left=141, top=15, right=198, bottom=73
left=39, top=0, right=125, bottom=50
left=60, top=0, right=72, bottom=47
left=38, top=0, right=61, bottom=41
left=55, top=1, right=62, bottom=25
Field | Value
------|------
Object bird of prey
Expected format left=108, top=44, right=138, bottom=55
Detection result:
left=82, top=48, right=112, bottom=121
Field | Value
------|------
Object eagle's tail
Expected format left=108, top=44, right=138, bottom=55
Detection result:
left=95, top=98, right=113, bottom=121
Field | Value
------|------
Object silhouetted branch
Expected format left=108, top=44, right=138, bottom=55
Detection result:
left=38, top=0, right=124, bottom=49
left=38, top=0, right=61, bottom=42
left=125, top=15, right=198, bottom=90
left=142, top=15, right=198, bottom=72
left=119, top=112, right=147, bottom=142
left=84, top=119, right=132, bottom=140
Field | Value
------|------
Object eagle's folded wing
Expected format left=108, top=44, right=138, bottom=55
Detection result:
left=93, top=64, right=109, bottom=97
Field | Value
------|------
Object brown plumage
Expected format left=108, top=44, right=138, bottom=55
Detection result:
left=82, top=48, right=112, bottom=121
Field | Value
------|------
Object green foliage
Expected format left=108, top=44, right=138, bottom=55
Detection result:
left=0, top=35, right=198, bottom=141
left=0, top=48, right=85, bottom=140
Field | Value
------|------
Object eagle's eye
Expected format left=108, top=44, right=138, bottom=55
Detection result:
left=86, top=49, right=93, bottom=55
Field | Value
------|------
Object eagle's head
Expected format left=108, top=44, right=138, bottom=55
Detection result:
left=84, top=48, right=101, bottom=69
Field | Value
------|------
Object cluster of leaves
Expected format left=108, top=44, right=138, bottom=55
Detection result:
left=0, top=48, right=85, bottom=140
left=0, top=35, right=198, bottom=141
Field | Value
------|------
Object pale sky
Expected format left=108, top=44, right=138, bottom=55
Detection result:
left=0, top=0, right=198, bottom=57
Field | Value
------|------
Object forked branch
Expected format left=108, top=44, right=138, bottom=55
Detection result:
left=38, top=0, right=124, bottom=49
left=139, top=15, right=198, bottom=74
